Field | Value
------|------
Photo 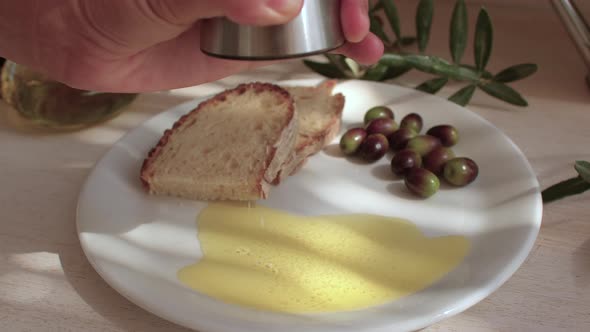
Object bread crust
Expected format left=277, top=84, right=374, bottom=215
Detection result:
left=140, top=82, right=296, bottom=200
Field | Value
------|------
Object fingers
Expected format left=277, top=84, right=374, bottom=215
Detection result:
left=337, top=33, right=384, bottom=65
left=60, top=25, right=268, bottom=92
left=340, top=0, right=370, bottom=43
left=148, top=0, right=304, bottom=26
left=338, top=0, right=381, bottom=65
left=53, top=0, right=379, bottom=91
left=71, top=0, right=304, bottom=57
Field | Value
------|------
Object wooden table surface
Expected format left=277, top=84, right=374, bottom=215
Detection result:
left=1, top=1, right=589, bottom=331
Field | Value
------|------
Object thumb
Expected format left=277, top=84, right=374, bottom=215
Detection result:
left=151, top=0, right=304, bottom=26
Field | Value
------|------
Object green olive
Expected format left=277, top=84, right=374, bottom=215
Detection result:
left=423, top=147, right=456, bottom=175
left=366, top=118, right=399, bottom=137
left=443, top=157, right=479, bottom=187
left=364, top=106, right=394, bottom=125
left=426, top=125, right=459, bottom=147
left=400, top=113, right=423, bottom=133
left=404, top=168, right=440, bottom=198
left=358, top=134, right=389, bottom=162
left=406, top=135, right=441, bottom=156
left=339, top=128, right=367, bottom=155
left=388, top=127, right=417, bottom=151
left=391, top=149, right=422, bottom=176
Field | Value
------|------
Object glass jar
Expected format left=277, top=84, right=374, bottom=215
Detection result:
left=0, top=60, right=137, bottom=131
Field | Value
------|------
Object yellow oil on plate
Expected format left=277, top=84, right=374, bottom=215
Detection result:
left=179, top=203, right=469, bottom=313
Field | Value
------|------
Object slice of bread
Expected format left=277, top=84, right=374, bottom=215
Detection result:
left=140, top=82, right=297, bottom=201
left=273, top=80, right=345, bottom=184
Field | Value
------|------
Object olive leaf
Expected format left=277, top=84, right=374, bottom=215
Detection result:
left=362, top=63, right=389, bottom=81
left=344, top=58, right=362, bottom=77
left=382, top=0, right=402, bottom=40
left=370, top=15, right=391, bottom=44
left=575, top=160, right=590, bottom=183
left=393, top=37, right=418, bottom=48
left=416, top=0, right=435, bottom=52
left=394, top=54, right=481, bottom=81
left=461, top=64, right=494, bottom=79
left=542, top=176, right=590, bottom=203
left=542, top=160, right=590, bottom=203
left=494, top=64, right=538, bottom=83
left=325, top=54, right=352, bottom=74
left=479, top=81, right=527, bottom=106
left=448, top=85, right=477, bottom=106
left=302, top=60, right=348, bottom=79
left=383, top=63, right=413, bottom=80
left=474, top=8, right=493, bottom=71
left=369, top=53, right=413, bottom=80
left=372, top=1, right=384, bottom=12
left=450, top=0, right=468, bottom=64
left=416, top=77, right=449, bottom=94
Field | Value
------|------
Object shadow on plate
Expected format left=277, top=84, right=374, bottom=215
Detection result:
left=371, top=164, right=399, bottom=182
left=386, top=182, right=424, bottom=201
left=322, top=143, right=374, bottom=166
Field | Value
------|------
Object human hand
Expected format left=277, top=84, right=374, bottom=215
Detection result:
left=0, top=0, right=383, bottom=92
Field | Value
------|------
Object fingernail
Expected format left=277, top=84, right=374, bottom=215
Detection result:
left=266, top=0, right=302, bottom=16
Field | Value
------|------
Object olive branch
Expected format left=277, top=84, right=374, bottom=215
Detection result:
left=304, top=0, right=538, bottom=107
left=542, top=161, right=590, bottom=203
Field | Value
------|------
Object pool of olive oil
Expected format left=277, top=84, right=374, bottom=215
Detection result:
left=178, top=203, right=470, bottom=313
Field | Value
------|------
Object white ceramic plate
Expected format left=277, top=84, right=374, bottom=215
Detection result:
left=77, top=79, right=542, bottom=332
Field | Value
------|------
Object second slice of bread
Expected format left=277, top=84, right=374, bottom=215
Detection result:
left=273, top=80, right=345, bottom=184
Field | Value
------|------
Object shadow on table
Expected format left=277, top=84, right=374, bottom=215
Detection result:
left=0, top=92, right=197, bottom=331
left=573, top=238, right=590, bottom=288
left=59, top=243, right=195, bottom=331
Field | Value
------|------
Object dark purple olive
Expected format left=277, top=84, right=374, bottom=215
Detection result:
left=427, top=125, right=459, bottom=147
left=387, top=128, right=417, bottom=151
left=366, top=118, right=398, bottom=137
left=391, top=149, right=422, bottom=176
left=400, top=113, right=423, bottom=133
left=358, top=134, right=389, bottom=161
left=364, top=106, right=394, bottom=125
left=339, top=128, right=367, bottom=156
left=405, top=135, right=441, bottom=156
left=423, top=147, right=456, bottom=175
left=404, top=168, right=440, bottom=198
left=443, top=157, right=479, bottom=187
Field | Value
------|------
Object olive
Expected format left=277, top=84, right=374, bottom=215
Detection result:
left=443, top=157, right=479, bottom=187
left=364, top=106, right=394, bottom=125
left=427, top=125, right=459, bottom=147
left=404, top=168, right=440, bottom=198
left=366, top=118, right=398, bottom=137
left=400, top=113, right=423, bottom=133
left=406, top=135, right=441, bottom=156
left=388, top=127, right=417, bottom=151
left=423, top=147, right=456, bottom=175
left=339, top=128, right=367, bottom=155
left=358, top=134, right=389, bottom=161
left=391, top=149, right=422, bottom=176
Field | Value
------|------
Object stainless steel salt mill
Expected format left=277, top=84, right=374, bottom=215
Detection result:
left=200, top=0, right=345, bottom=60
